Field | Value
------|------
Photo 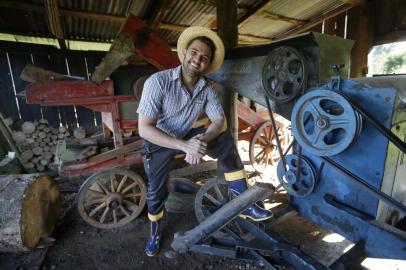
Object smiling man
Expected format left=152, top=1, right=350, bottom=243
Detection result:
left=137, top=26, right=273, bottom=257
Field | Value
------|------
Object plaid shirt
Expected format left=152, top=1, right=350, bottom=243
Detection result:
left=137, top=66, right=224, bottom=138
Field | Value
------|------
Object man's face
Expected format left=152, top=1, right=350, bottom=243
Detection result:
left=182, top=39, right=213, bottom=78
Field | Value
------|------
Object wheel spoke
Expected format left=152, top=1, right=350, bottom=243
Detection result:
left=89, top=202, right=106, bottom=217
left=255, top=149, right=265, bottom=160
left=121, top=181, right=137, bottom=194
left=123, top=199, right=138, bottom=212
left=86, top=189, right=105, bottom=197
left=96, top=179, right=110, bottom=194
left=308, top=100, right=323, bottom=117
left=311, top=128, right=323, bottom=145
left=110, top=175, right=116, bottom=192
left=214, top=185, right=225, bottom=201
left=84, top=197, right=105, bottom=207
left=203, top=193, right=221, bottom=206
left=116, top=175, right=128, bottom=193
left=124, top=192, right=142, bottom=198
left=257, top=136, right=268, bottom=146
left=99, top=206, right=110, bottom=223
left=119, top=205, right=130, bottom=217
left=112, top=209, right=117, bottom=223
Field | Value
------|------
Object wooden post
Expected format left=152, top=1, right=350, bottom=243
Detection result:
left=347, top=3, right=373, bottom=77
left=217, top=0, right=238, bottom=142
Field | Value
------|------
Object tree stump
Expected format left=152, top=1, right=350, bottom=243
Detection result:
left=0, top=174, right=60, bottom=252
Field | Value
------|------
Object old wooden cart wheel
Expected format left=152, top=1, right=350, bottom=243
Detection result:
left=249, top=120, right=288, bottom=173
left=194, top=178, right=252, bottom=240
left=77, top=169, right=146, bottom=229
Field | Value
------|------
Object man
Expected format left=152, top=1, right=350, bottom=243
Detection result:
left=137, top=26, right=273, bottom=257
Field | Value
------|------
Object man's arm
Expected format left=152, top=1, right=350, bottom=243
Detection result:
left=184, top=114, right=226, bottom=165
left=138, top=115, right=207, bottom=156
left=198, top=114, right=226, bottom=143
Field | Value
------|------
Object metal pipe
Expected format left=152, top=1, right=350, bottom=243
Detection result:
left=171, top=183, right=274, bottom=253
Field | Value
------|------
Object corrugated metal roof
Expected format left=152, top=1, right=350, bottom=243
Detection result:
left=158, top=0, right=216, bottom=44
left=0, top=0, right=353, bottom=49
left=239, top=0, right=346, bottom=38
left=268, top=0, right=343, bottom=20
left=58, top=0, right=132, bottom=42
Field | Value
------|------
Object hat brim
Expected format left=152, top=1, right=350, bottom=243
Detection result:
left=177, top=26, right=225, bottom=74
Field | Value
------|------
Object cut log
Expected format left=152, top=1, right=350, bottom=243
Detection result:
left=36, top=164, right=45, bottom=172
left=42, top=152, right=53, bottom=161
left=12, top=132, right=26, bottom=144
left=32, top=147, right=43, bottom=156
left=21, top=150, right=34, bottom=161
left=0, top=174, right=60, bottom=252
left=38, top=119, right=48, bottom=125
left=22, top=121, right=36, bottom=134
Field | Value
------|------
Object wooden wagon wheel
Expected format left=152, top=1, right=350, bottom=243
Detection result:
left=249, top=120, right=288, bottom=173
left=194, top=178, right=254, bottom=240
left=77, top=169, right=146, bottom=229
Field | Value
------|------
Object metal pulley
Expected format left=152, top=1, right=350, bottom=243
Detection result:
left=262, top=46, right=307, bottom=102
left=276, top=154, right=317, bottom=197
left=291, top=90, right=362, bottom=156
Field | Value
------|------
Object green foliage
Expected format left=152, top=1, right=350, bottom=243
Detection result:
left=383, top=53, right=406, bottom=74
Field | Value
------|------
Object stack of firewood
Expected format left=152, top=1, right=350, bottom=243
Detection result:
left=11, top=119, right=71, bottom=172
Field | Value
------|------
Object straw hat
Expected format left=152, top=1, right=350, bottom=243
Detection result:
left=177, top=26, right=225, bottom=73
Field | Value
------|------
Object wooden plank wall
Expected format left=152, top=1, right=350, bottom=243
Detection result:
left=0, top=41, right=104, bottom=131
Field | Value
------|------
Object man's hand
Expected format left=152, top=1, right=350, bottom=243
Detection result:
left=182, top=134, right=207, bottom=165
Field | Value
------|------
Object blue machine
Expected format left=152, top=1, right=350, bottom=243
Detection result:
left=281, top=78, right=406, bottom=259
left=171, top=32, right=406, bottom=268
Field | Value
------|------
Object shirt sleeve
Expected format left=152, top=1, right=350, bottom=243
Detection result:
left=205, top=85, right=225, bottom=119
left=136, top=75, right=163, bottom=119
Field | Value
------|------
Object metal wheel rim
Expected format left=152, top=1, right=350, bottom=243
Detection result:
left=262, top=46, right=306, bottom=102
left=276, top=154, right=316, bottom=197
left=77, top=169, right=146, bottom=229
left=291, top=90, right=360, bottom=156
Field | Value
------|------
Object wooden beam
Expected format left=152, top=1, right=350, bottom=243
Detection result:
left=347, top=3, right=372, bottom=77
left=261, top=11, right=308, bottom=25
left=159, top=22, right=272, bottom=43
left=148, top=0, right=172, bottom=30
left=273, top=4, right=354, bottom=40
left=217, top=0, right=239, bottom=142
left=44, top=0, right=64, bottom=39
left=238, top=0, right=273, bottom=25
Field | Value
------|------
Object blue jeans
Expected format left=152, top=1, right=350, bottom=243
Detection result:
left=141, top=128, right=244, bottom=215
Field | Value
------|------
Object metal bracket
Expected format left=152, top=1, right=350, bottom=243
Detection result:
left=330, top=64, right=345, bottom=91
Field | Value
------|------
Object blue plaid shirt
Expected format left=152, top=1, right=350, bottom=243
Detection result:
left=137, top=66, right=224, bottom=138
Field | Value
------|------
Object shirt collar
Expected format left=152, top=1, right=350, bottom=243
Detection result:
left=173, top=65, right=208, bottom=93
